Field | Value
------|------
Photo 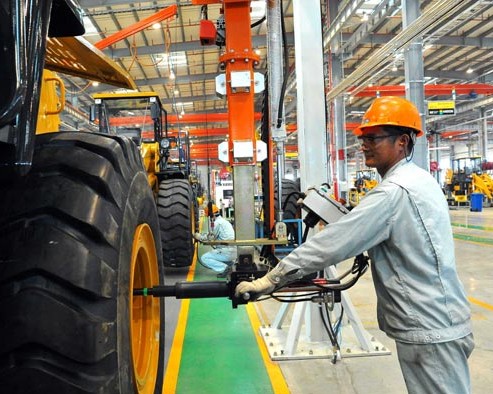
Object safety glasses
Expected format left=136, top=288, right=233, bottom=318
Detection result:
left=357, top=134, right=394, bottom=147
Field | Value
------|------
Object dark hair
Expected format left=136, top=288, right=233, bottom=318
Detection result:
left=381, top=126, right=416, bottom=153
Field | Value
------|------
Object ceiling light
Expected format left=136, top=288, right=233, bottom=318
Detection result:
left=92, top=81, right=99, bottom=87
left=169, top=70, right=176, bottom=80
left=361, top=12, right=369, bottom=22
left=152, top=23, right=161, bottom=30
left=174, top=89, right=179, bottom=95
left=392, top=64, right=398, bottom=72
left=466, top=67, right=474, bottom=74
left=153, top=52, right=188, bottom=68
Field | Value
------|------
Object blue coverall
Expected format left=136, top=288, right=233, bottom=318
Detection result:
left=199, top=215, right=237, bottom=273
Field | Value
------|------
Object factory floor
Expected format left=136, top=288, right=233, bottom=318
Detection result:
left=161, top=207, right=493, bottom=394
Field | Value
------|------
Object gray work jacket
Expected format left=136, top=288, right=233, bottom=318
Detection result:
left=278, top=159, right=471, bottom=344
left=209, top=216, right=237, bottom=255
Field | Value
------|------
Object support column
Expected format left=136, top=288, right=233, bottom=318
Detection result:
left=328, top=0, right=348, bottom=202
left=480, top=108, right=488, bottom=159
left=331, top=58, right=348, bottom=200
left=267, top=0, right=287, bottom=222
left=403, top=0, right=428, bottom=171
left=293, top=0, right=328, bottom=192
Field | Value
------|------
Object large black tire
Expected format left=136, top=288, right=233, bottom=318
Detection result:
left=274, top=178, right=302, bottom=241
left=0, top=132, right=165, bottom=393
left=157, top=179, right=196, bottom=267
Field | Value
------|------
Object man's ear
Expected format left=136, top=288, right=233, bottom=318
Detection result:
left=399, top=134, right=409, bottom=147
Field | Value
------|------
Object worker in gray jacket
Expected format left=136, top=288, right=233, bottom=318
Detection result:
left=195, top=204, right=237, bottom=278
left=236, top=96, right=473, bottom=394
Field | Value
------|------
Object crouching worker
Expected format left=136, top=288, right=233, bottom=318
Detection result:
left=194, top=204, right=237, bottom=278
left=235, top=96, right=474, bottom=394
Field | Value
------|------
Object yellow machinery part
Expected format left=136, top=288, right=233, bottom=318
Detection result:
left=445, top=168, right=453, bottom=185
left=454, top=195, right=468, bottom=203
left=37, top=37, right=137, bottom=134
left=472, top=173, right=493, bottom=199
left=36, top=70, right=65, bottom=134
left=141, top=142, right=160, bottom=193
left=45, top=36, right=136, bottom=90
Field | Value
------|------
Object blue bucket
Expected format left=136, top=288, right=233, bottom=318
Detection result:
left=470, top=193, right=483, bottom=212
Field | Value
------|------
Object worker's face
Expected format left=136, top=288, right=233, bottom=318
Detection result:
left=357, top=126, right=408, bottom=176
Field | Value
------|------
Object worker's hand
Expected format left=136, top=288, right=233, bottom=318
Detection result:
left=194, top=232, right=202, bottom=242
left=235, top=268, right=284, bottom=299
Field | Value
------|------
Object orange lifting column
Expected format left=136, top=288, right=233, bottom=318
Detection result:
left=95, top=5, right=178, bottom=50
left=221, top=0, right=260, bottom=164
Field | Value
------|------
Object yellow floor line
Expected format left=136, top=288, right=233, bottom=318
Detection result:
left=469, top=296, right=493, bottom=311
left=162, top=298, right=190, bottom=394
left=246, top=303, right=290, bottom=394
left=162, top=252, right=197, bottom=394
left=163, top=219, right=287, bottom=393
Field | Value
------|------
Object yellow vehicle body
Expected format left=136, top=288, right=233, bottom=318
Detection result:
left=36, top=70, right=65, bottom=133
left=141, top=141, right=161, bottom=192
left=36, top=36, right=136, bottom=135
left=472, top=173, right=493, bottom=200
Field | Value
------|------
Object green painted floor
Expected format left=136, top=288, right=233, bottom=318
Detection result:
left=175, top=258, right=274, bottom=394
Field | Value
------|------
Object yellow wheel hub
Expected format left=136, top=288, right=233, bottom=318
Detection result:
left=130, top=224, right=161, bottom=394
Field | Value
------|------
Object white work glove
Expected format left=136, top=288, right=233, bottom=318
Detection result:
left=194, top=232, right=203, bottom=241
left=235, top=266, right=285, bottom=299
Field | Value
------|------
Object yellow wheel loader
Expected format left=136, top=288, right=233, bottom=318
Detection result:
left=0, top=1, right=165, bottom=392
left=445, top=156, right=493, bottom=205
left=348, top=170, right=378, bottom=207
left=91, top=92, right=199, bottom=267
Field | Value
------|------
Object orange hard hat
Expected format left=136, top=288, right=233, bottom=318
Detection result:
left=204, top=204, right=219, bottom=216
left=353, top=96, right=424, bottom=137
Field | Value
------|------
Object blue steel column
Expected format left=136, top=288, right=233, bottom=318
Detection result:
left=403, top=0, right=428, bottom=171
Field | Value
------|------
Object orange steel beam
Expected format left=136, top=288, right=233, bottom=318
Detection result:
left=192, top=144, right=298, bottom=156
left=109, top=116, right=358, bottom=135
left=191, top=144, right=222, bottom=151
left=108, top=112, right=262, bottom=126
left=193, top=159, right=223, bottom=166
left=95, top=5, right=178, bottom=50
left=191, top=150, right=219, bottom=159
left=192, top=0, right=220, bottom=4
left=169, top=112, right=261, bottom=124
left=440, top=130, right=475, bottom=138
left=353, top=84, right=493, bottom=97
left=171, top=128, right=229, bottom=137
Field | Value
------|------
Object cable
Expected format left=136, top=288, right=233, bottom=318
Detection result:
left=276, top=0, right=289, bottom=129
left=251, top=15, right=266, bottom=28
